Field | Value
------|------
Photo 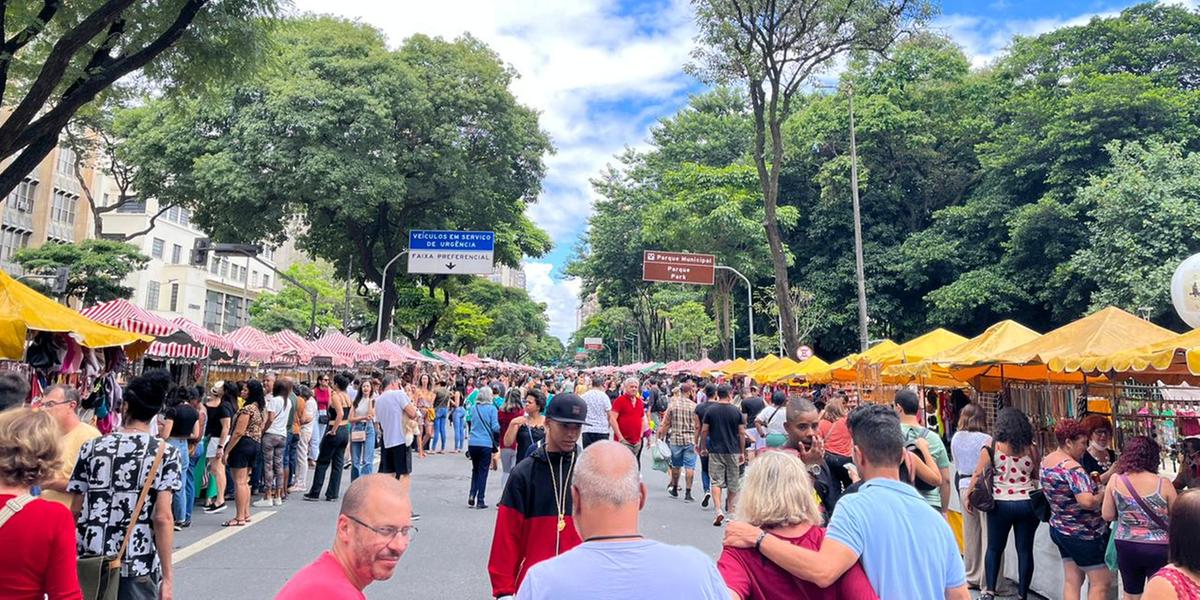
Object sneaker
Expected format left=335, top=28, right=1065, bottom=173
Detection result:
left=173, top=522, right=183, bottom=531
left=667, top=485, right=678, bottom=498
left=302, top=495, right=320, bottom=502
left=205, top=503, right=228, bottom=514
left=272, top=498, right=283, bottom=507
left=468, top=497, right=475, bottom=507
left=701, top=493, right=711, bottom=508
left=412, top=513, right=421, bottom=520
left=684, top=491, right=695, bottom=503
left=713, top=513, right=725, bottom=527
left=252, top=499, right=274, bottom=508
left=476, top=503, right=488, bottom=509
left=180, top=520, right=191, bottom=528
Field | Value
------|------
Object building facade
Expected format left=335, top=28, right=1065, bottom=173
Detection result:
left=487, top=264, right=527, bottom=290
left=0, top=145, right=98, bottom=274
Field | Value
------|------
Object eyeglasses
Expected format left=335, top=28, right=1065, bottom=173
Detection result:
left=31, top=398, right=71, bottom=409
left=345, top=514, right=417, bottom=543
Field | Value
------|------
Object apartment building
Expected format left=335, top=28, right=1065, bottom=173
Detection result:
left=0, top=145, right=98, bottom=274
left=486, top=264, right=527, bottom=290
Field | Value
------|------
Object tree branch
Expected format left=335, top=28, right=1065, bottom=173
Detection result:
left=115, top=202, right=174, bottom=242
left=0, top=0, right=61, bottom=108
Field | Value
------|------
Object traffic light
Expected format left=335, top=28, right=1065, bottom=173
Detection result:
left=50, top=267, right=68, bottom=294
left=190, top=237, right=211, bottom=267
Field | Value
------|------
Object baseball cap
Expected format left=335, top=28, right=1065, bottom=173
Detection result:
left=544, top=393, right=588, bottom=424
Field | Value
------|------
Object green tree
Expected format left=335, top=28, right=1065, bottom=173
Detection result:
left=117, top=17, right=552, bottom=345
left=0, top=0, right=280, bottom=203
left=664, top=301, right=719, bottom=358
left=14, top=239, right=146, bottom=304
left=248, top=262, right=363, bottom=334
left=444, top=302, right=493, bottom=354
left=1062, top=140, right=1200, bottom=326
left=689, top=0, right=932, bottom=356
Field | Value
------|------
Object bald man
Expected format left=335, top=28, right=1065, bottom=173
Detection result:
left=276, top=475, right=414, bottom=599
left=515, top=441, right=726, bottom=599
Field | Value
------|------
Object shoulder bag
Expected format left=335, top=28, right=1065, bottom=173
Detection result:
left=1119, top=474, right=1170, bottom=532
left=968, top=443, right=997, bottom=513
left=77, top=440, right=166, bottom=600
left=0, top=493, right=34, bottom=527
left=1028, top=446, right=1051, bottom=522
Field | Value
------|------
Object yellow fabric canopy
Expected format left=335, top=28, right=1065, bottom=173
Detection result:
left=809, top=340, right=901, bottom=383
left=759, top=356, right=831, bottom=384
left=746, top=354, right=781, bottom=376
left=715, top=357, right=753, bottom=375
left=952, top=307, right=1174, bottom=388
left=752, top=357, right=800, bottom=383
left=0, top=270, right=152, bottom=360
left=872, top=328, right=969, bottom=389
left=1053, top=328, right=1200, bottom=376
left=885, top=321, right=1042, bottom=380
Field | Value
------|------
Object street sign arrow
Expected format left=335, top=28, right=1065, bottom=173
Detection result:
left=445, top=262, right=457, bottom=270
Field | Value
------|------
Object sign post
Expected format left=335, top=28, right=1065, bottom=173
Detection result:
left=408, top=230, right=495, bottom=275
left=642, top=251, right=754, bottom=360
left=584, top=337, right=604, bottom=351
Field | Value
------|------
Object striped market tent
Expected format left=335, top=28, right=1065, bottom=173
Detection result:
left=81, top=299, right=205, bottom=359
left=271, top=329, right=351, bottom=367
left=316, top=331, right=381, bottom=365
left=227, top=326, right=293, bottom=364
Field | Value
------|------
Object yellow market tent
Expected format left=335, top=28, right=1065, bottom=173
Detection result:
left=745, top=354, right=782, bottom=378
left=952, top=307, right=1175, bottom=390
left=760, top=356, right=831, bottom=384
left=809, top=340, right=901, bottom=383
left=885, top=321, right=1041, bottom=381
left=0, top=270, right=152, bottom=360
left=752, top=357, right=801, bottom=383
left=873, top=328, right=969, bottom=388
left=1050, top=327, right=1200, bottom=377
left=719, top=357, right=753, bottom=375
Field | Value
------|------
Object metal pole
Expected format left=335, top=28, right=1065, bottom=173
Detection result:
left=848, top=83, right=869, bottom=353
left=715, top=265, right=754, bottom=360
left=376, top=250, right=409, bottom=342
left=343, top=255, right=352, bottom=332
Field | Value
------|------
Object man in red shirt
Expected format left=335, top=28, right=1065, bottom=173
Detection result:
left=276, top=474, right=413, bottom=599
left=611, top=377, right=646, bottom=469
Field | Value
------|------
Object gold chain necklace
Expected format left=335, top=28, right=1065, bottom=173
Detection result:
left=547, top=450, right=576, bottom=555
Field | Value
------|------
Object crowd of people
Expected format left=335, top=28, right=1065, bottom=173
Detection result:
left=1, top=364, right=1200, bottom=600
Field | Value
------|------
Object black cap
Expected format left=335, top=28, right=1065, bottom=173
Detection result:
left=545, top=393, right=588, bottom=424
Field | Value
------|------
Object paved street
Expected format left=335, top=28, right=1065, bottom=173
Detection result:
left=172, top=450, right=725, bottom=599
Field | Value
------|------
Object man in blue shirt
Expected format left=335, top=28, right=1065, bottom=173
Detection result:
left=724, top=404, right=969, bottom=600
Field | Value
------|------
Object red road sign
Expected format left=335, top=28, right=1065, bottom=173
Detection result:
left=642, top=251, right=716, bottom=285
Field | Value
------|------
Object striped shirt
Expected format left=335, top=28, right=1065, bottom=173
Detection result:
left=665, top=397, right=698, bottom=447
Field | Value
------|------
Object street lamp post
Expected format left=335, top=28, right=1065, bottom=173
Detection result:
left=715, top=265, right=754, bottom=360
left=816, top=81, right=869, bottom=352
left=376, top=250, right=409, bottom=342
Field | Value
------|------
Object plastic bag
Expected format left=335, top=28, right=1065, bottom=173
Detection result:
left=651, top=439, right=671, bottom=473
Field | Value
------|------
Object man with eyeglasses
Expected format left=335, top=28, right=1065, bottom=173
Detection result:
left=275, top=474, right=415, bottom=599
left=33, top=384, right=100, bottom=509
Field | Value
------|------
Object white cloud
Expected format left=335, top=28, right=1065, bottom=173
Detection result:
left=291, top=0, right=698, bottom=344
left=934, top=7, right=1124, bottom=68
left=523, top=261, right=581, bottom=343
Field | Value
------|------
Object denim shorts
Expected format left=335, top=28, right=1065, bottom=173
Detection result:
left=1050, top=528, right=1108, bottom=570
left=669, top=443, right=697, bottom=469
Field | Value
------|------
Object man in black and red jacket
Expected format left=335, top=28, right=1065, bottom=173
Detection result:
left=488, top=393, right=587, bottom=600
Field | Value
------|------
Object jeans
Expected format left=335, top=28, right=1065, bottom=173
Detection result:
left=452, top=407, right=466, bottom=451
left=468, top=445, right=492, bottom=503
left=350, top=422, right=376, bottom=480
left=167, top=438, right=190, bottom=523
left=311, top=420, right=327, bottom=459
left=986, top=498, right=1040, bottom=598
left=309, top=426, right=349, bottom=500
left=433, top=407, right=448, bottom=451
left=285, top=433, right=298, bottom=488
left=700, top=454, right=711, bottom=493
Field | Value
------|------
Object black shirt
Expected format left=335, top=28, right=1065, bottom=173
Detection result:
left=166, top=404, right=199, bottom=439
left=701, top=402, right=745, bottom=454
left=740, top=396, right=766, bottom=423
left=1079, top=448, right=1117, bottom=477
left=204, top=402, right=233, bottom=438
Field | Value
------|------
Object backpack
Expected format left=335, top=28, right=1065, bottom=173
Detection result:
left=903, top=427, right=939, bottom=492
left=651, top=390, right=669, bottom=413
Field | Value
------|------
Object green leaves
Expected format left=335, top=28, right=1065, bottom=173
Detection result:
left=14, top=239, right=148, bottom=305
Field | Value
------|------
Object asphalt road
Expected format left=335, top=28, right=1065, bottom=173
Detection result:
left=172, top=448, right=725, bottom=600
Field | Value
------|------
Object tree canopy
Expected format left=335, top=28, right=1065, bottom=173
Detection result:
left=14, top=239, right=147, bottom=305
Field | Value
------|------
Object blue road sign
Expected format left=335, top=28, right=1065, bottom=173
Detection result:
left=409, top=230, right=495, bottom=252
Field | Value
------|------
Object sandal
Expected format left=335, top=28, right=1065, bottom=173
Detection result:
left=221, top=518, right=245, bottom=527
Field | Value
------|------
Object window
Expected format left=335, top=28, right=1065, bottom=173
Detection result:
left=50, top=189, right=77, bottom=225
left=219, top=259, right=228, bottom=278
left=145, top=281, right=161, bottom=311
left=115, top=197, right=145, bottom=213
left=165, top=205, right=191, bottom=226
left=56, top=148, right=77, bottom=178
left=209, top=256, right=219, bottom=274
left=251, top=272, right=258, bottom=288
left=204, top=291, right=223, bottom=332
left=261, top=247, right=275, bottom=261
left=223, top=295, right=243, bottom=332
left=5, top=179, right=36, bottom=213
left=151, top=238, right=164, bottom=259
left=261, top=274, right=270, bottom=289
left=169, top=283, right=180, bottom=312
left=0, top=227, right=31, bottom=262
left=171, top=244, right=182, bottom=264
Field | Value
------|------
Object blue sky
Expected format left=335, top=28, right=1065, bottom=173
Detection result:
left=294, top=0, right=1195, bottom=343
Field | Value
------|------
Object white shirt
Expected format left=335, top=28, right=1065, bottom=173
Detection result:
left=300, top=398, right=318, bottom=435
left=950, top=430, right=992, bottom=490
left=264, top=395, right=288, bottom=437
left=580, top=389, right=613, bottom=434
left=755, top=405, right=788, bottom=436
left=376, top=389, right=412, bottom=448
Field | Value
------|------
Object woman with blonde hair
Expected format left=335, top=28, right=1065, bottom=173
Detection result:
left=0, top=408, right=81, bottom=600
left=718, top=451, right=877, bottom=600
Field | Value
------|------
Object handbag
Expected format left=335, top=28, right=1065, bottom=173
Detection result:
left=968, top=443, right=997, bottom=513
left=1029, top=488, right=1051, bottom=522
left=78, top=441, right=166, bottom=600
left=350, top=426, right=366, bottom=443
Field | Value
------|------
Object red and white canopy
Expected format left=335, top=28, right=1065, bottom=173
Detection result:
left=316, top=332, right=381, bottom=364
left=271, top=329, right=350, bottom=367
left=227, top=326, right=291, bottom=363
left=81, top=299, right=188, bottom=339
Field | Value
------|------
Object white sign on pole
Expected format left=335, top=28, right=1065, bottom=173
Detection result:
left=584, top=337, right=603, bottom=350
left=407, top=230, right=495, bottom=275
left=796, top=345, right=813, bottom=361
left=1172, top=253, right=1200, bottom=328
